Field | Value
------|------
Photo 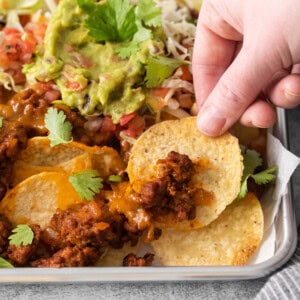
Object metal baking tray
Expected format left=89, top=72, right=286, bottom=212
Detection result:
left=0, top=109, right=297, bottom=282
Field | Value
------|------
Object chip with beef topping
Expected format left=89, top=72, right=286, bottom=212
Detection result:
left=127, top=117, right=244, bottom=230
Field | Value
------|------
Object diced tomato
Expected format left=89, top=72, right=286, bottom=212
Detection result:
left=179, top=65, right=193, bottom=81
left=152, top=87, right=170, bottom=99
left=0, top=17, right=48, bottom=83
left=119, top=112, right=136, bottom=126
left=66, top=80, right=82, bottom=91
left=121, top=115, right=145, bottom=138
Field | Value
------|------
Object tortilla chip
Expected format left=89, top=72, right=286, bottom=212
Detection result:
left=97, top=242, right=141, bottom=267
left=12, top=152, right=94, bottom=186
left=127, top=117, right=243, bottom=230
left=12, top=137, right=125, bottom=185
left=0, top=172, right=82, bottom=229
left=183, top=0, right=202, bottom=11
left=151, top=193, right=264, bottom=266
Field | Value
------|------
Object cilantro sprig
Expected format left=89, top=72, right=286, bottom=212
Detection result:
left=0, top=257, right=14, bottom=268
left=238, top=147, right=277, bottom=199
left=78, top=0, right=138, bottom=42
left=45, top=107, right=72, bottom=147
left=8, top=224, right=34, bottom=247
left=69, top=169, right=103, bottom=201
left=145, top=56, right=188, bottom=88
left=77, top=0, right=162, bottom=58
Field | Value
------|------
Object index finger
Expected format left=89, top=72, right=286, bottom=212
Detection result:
left=192, top=5, right=241, bottom=108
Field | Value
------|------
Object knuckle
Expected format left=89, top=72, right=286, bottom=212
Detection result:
left=217, top=78, right=248, bottom=108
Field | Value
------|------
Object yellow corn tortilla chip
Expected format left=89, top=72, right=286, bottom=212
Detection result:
left=0, top=172, right=82, bottom=229
left=12, top=152, right=94, bottom=186
left=12, top=137, right=125, bottom=185
left=151, top=193, right=264, bottom=266
left=127, top=117, right=243, bottom=230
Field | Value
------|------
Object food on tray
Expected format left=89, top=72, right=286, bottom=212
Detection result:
left=127, top=116, right=243, bottom=230
left=0, top=0, right=275, bottom=268
left=152, top=193, right=263, bottom=266
left=11, top=137, right=125, bottom=185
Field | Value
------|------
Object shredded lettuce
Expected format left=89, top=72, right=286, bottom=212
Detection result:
left=0, top=70, right=21, bottom=92
left=0, top=0, right=44, bottom=14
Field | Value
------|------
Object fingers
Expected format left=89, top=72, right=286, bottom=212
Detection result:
left=192, top=23, right=237, bottom=109
left=192, top=0, right=242, bottom=108
left=196, top=44, right=280, bottom=136
left=239, top=100, right=277, bottom=128
left=268, top=74, right=300, bottom=109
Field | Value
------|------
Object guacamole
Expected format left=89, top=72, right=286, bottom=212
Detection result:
left=24, top=0, right=164, bottom=123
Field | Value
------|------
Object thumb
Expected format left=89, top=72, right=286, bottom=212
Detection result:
left=197, top=46, right=279, bottom=136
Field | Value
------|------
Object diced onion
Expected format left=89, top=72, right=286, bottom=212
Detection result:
left=162, top=79, right=194, bottom=93
left=162, top=107, right=191, bottom=119
left=120, top=131, right=137, bottom=145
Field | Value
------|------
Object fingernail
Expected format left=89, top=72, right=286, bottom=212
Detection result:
left=285, top=90, right=300, bottom=105
left=197, top=106, right=226, bottom=136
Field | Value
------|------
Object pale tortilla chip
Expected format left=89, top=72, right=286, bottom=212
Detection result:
left=0, top=172, right=82, bottom=229
left=183, top=0, right=202, bottom=11
left=151, top=193, right=264, bottom=266
left=12, top=137, right=125, bottom=185
left=97, top=242, right=141, bottom=267
left=127, top=117, right=243, bottom=230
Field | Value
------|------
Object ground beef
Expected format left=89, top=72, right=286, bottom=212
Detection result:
left=123, top=253, right=155, bottom=267
left=29, top=197, right=145, bottom=267
left=0, top=161, right=13, bottom=200
left=157, top=151, right=195, bottom=183
left=31, top=246, right=99, bottom=268
left=54, top=104, right=114, bottom=147
left=140, top=179, right=168, bottom=207
left=0, top=123, right=28, bottom=160
left=0, top=214, right=12, bottom=254
left=5, top=224, right=42, bottom=266
left=139, top=151, right=197, bottom=222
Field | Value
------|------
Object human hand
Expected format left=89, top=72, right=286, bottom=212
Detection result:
left=192, top=0, right=300, bottom=136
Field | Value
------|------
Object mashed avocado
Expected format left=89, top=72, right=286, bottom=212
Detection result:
left=24, top=0, right=164, bottom=123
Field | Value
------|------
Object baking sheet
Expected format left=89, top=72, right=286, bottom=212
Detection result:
left=0, top=109, right=298, bottom=282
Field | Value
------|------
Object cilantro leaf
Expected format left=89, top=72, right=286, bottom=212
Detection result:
left=145, top=56, right=187, bottom=88
left=239, top=175, right=250, bottom=199
left=116, top=41, right=141, bottom=59
left=238, top=148, right=277, bottom=199
left=69, top=169, right=103, bottom=201
left=108, top=175, right=122, bottom=183
left=77, top=0, right=94, bottom=13
left=116, top=18, right=153, bottom=59
left=241, top=147, right=263, bottom=181
left=251, top=166, right=277, bottom=185
left=0, top=257, right=14, bottom=268
left=8, top=224, right=34, bottom=247
left=45, top=107, right=72, bottom=147
left=78, top=0, right=138, bottom=42
left=136, top=0, right=162, bottom=27
left=0, top=116, right=3, bottom=128
left=133, top=19, right=153, bottom=42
